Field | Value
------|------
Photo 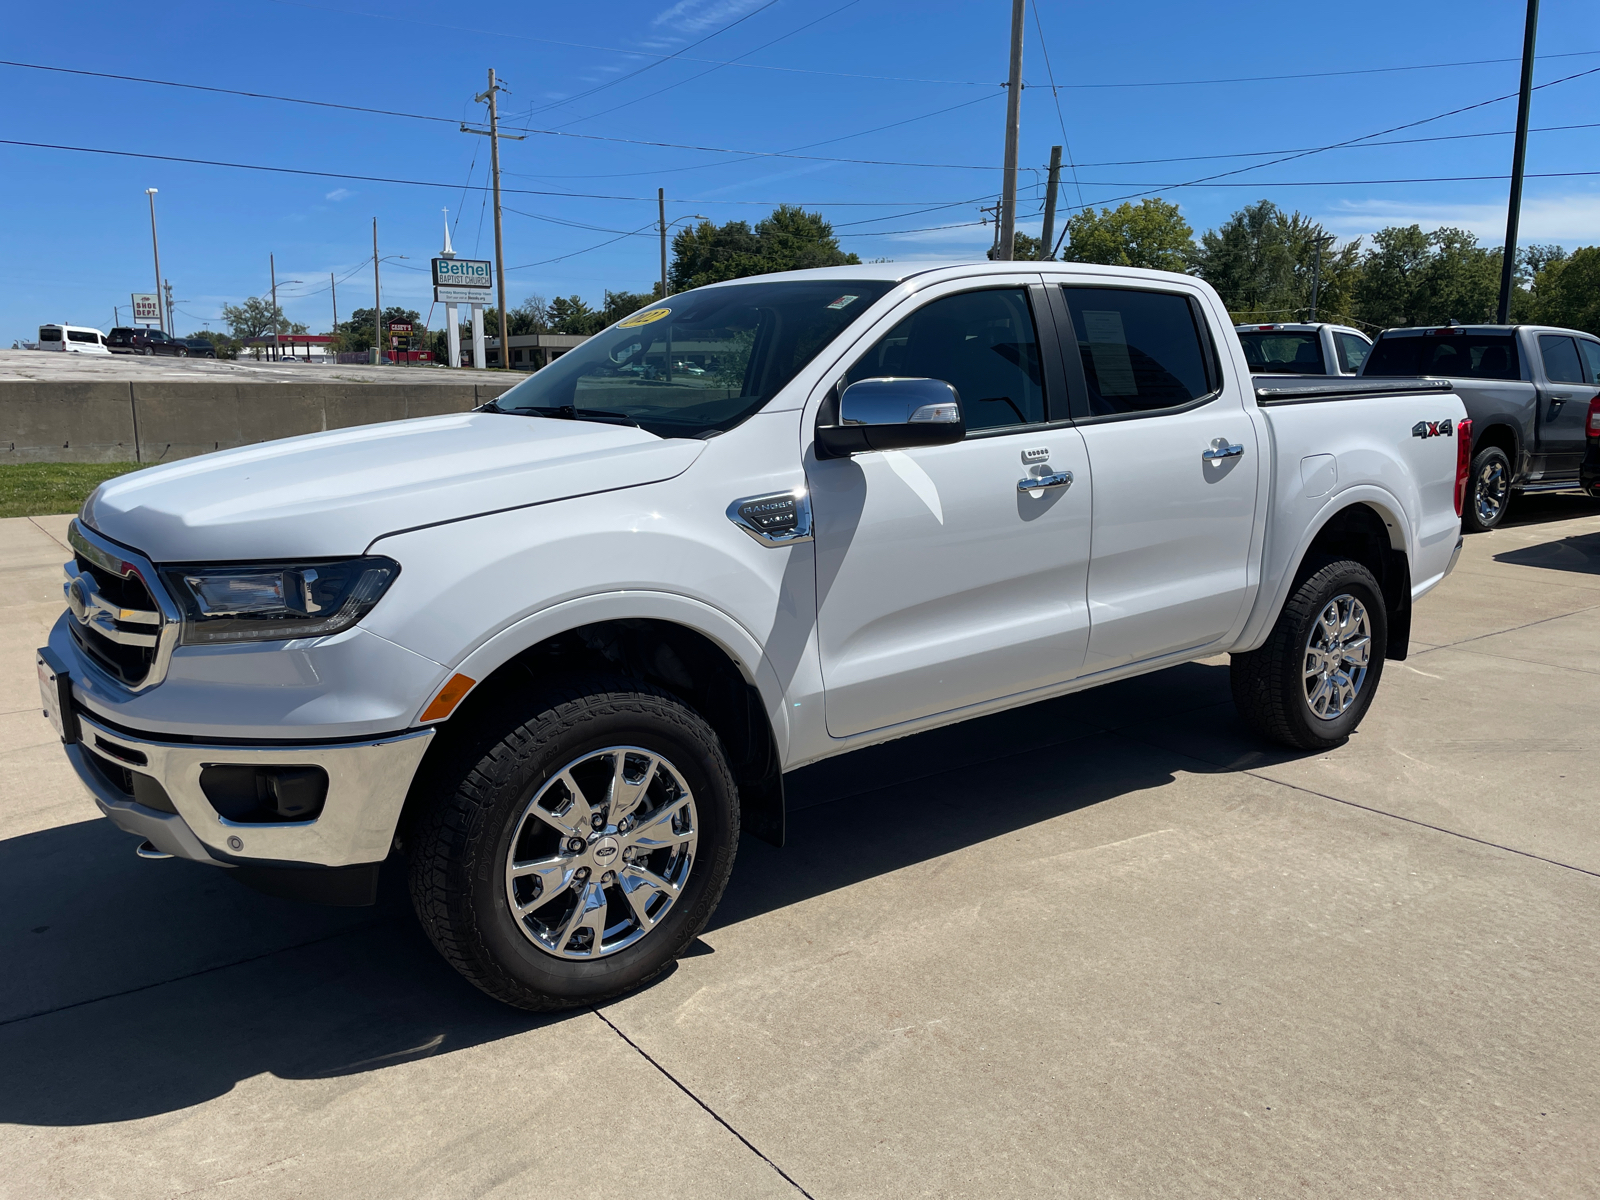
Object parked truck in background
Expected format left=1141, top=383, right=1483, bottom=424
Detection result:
left=1362, top=324, right=1600, bottom=531
left=39, top=261, right=1468, bottom=1012
left=1235, top=322, right=1373, bottom=376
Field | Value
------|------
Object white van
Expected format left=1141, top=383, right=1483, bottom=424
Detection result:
left=37, top=324, right=112, bottom=355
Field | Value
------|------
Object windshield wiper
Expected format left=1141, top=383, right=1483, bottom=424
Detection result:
left=489, top=403, right=639, bottom=427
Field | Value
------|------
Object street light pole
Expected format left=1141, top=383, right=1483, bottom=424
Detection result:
left=373, top=218, right=383, bottom=366
left=997, top=0, right=1025, bottom=262
left=270, top=254, right=280, bottom=362
left=1497, top=0, right=1540, bottom=324
left=145, top=188, right=165, bottom=333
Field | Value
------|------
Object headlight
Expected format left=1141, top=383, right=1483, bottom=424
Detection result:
left=159, top=557, right=400, bottom=645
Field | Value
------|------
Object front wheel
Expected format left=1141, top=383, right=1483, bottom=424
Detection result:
left=1462, top=444, right=1512, bottom=532
left=1231, top=559, right=1388, bottom=751
left=408, top=676, right=739, bottom=1010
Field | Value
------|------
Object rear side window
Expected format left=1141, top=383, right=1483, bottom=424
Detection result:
left=38, top=327, right=62, bottom=341
left=1238, top=331, right=1324, bottom=374
left=1579, top=340, right=1600, bottom=385
left=1363, top=334, right=1520, bottom=380
left=846, top=287, right=1045, bottom=432
left=1062, top=287, right=1214, bottom=416
left=1538, top=334, right=1585, bottom=383
left=1335, top=333, right=1371, bottom=374
left=67, top=329, right=100, bottom=343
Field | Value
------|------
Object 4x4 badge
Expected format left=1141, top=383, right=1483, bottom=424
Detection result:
left=1411, top=418, right=1454, bottom=439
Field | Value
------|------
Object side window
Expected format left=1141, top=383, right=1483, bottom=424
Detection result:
left=1336, top=333, right=1371, bottom=374
left=1578, top=340, right=1600, bottom=385
left=845, top=288, right=1044, bottom=432
left=1539, top=334, right=1585, bottom=384
left=1060, top=286, right=1215, bottom=417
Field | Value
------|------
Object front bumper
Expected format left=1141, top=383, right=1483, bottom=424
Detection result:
left=70, top=712, right=433, bottom=868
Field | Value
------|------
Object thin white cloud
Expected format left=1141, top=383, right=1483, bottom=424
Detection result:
left=652, top=0, right=766, bottom=35
left=1319, top=192, right=1600, bottom=247
left=325, top=188, right=354, bottom=202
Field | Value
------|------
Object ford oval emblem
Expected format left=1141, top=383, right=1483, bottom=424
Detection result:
left=66, top=577, right=90, bottom=622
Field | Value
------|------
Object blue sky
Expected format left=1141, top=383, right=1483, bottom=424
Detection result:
left=3, top=0, right=1597, bottom=343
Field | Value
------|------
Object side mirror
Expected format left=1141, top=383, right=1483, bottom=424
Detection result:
left=816, top=377, right=965, bottom=457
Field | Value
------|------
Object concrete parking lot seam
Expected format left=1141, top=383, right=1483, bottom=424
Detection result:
left=1413, top=599, right=1600, bottom=653
left=593, top=1008, right=817, bottom=1199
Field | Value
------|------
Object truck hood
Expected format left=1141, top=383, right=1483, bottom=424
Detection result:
left=82, top=412, right=705, bottom=561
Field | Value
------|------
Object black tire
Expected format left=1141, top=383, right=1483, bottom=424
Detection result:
left=1462, top=444, right=1512, bottom=533
left=1231, top=558, right=1388, bottom=751
left=142, top=346, right=154, bottom=356
left=408, top=675, right=739, bottom=1011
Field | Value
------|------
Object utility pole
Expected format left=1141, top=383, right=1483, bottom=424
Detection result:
left=373, top=218, right=383, bottom=366
left=659, top=188, right=668, bottom=298
left=1039, top=146, right=1062, bottom=261
left=163, top=280, right=175, bottom=335
left=1497, top=0, right=1540, bottom=324
left=270, top=254, right=280, bottom=362
left=461, top=70, right=524, bottom=366
left=145, top=188, right=165, bottom=333
left=997, top=0, right=1025, bottom=262
left=1308, top=235, right=1334, bottom=321
left=330, top=272, right=338, bottom=342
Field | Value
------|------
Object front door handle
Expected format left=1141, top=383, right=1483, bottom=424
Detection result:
left=1204, top=439, right=1245, bottom=460
left=1018, top=470, right=1073, bottom=493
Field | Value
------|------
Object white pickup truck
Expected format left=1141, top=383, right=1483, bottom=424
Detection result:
left=39, top=261, right=1469, bottom=1010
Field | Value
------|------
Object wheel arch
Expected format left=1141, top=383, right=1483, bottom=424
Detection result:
left=397, top=594, right=790, bottom=851
left=1238, top=489, right=1415, bottom=660
left=1472, top=420, right=1520, bottom=473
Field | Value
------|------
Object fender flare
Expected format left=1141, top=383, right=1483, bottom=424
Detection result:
left=408, top=589, right=793, bottom=766
left=1234, top=484, right=1414, bottom=654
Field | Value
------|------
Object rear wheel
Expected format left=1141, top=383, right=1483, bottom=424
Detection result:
left=1231, top=559, right=1388, bottom=751
left=1462, top=445, right=1512, bottom=532
left=408, top=676, right=739, bottom=1010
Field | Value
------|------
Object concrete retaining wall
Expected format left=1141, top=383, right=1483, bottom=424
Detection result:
left=1, top=379, right=520, bottom=464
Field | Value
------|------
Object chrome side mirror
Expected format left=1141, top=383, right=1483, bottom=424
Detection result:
left=816, top=377, right=965, bottom=457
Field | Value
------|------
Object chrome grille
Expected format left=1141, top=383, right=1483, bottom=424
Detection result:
left=64, top=521, right=181, bottom=691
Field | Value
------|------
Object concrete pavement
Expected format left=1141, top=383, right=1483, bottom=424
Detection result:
left=2, top=498, right=1598, bottom=1198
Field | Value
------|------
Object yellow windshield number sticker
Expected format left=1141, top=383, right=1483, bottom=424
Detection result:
left=618, top=307, right=671, bottom=328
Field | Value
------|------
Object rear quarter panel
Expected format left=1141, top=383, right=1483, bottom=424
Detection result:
left=1235, top=391, right=1467, bottom=653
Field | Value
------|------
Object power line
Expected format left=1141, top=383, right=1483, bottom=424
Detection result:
left=504, top=221, right=659, bottom=273
left=1055, top=61, right=1600, bottom=242
left=1027, top=0, right=1085, bottom=214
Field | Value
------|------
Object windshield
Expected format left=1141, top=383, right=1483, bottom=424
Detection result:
left=1363, top=333, right=1520, bottom=380
left=1237, top=331, right=1324, bottom=374
left=490, top=278, right=895, bottom=438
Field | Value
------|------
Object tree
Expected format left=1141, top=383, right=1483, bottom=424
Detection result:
left=669, top=206, right=859, bottom=292
left=988, top=231, right=1042, bottom=261
left=1061, top=198, right=1195, bottom=273
left=221, top=296, right=307, bottom=341
left=1530, top=246, right=1600, bottom=336
left=1194, top=200, right=1359, bottom=324
left=602, top=287, right=663, bottom=324
left=1351, top=225, right=1501, bottom=328
left=545, top=296, right=604, bottom=336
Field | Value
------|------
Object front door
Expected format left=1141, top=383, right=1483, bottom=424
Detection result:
left=1048, top=283, right=1261, bottom=675
left=1537, top=334, right=1597, bottom=479
left=809, top=280, right=1094, bottom=739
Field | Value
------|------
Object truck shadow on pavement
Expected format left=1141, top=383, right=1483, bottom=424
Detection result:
left=0, top=660, right=1308, bottom=1128
left=1493, top=528, right=1600, bottom=577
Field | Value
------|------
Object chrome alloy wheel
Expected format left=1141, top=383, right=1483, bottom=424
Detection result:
left=1302, top=594, right=1372, bottom=721
left=504, top=747, right=697, bottom=960
left=1475, top=459, right=1509, bottom=525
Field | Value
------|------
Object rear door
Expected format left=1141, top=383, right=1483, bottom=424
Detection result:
left=1536, top=334, right=1592, bottom=478
left=1049, top=282, right=1260, bottom=675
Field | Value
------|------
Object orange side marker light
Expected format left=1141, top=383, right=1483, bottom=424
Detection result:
left=421, top=673, right=476, bottom=721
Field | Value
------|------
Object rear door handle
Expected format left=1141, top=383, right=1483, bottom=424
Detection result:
left=1017, top=470, right=1073, bottom=493
left=1204, top=439, right=1245, bottom=460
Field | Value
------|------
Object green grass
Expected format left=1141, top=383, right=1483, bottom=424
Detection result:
left=0, top=462, right=147, bottom=519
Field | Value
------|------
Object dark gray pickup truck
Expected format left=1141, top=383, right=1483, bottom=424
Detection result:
left=1362, top=324, right=1600, bottom=531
